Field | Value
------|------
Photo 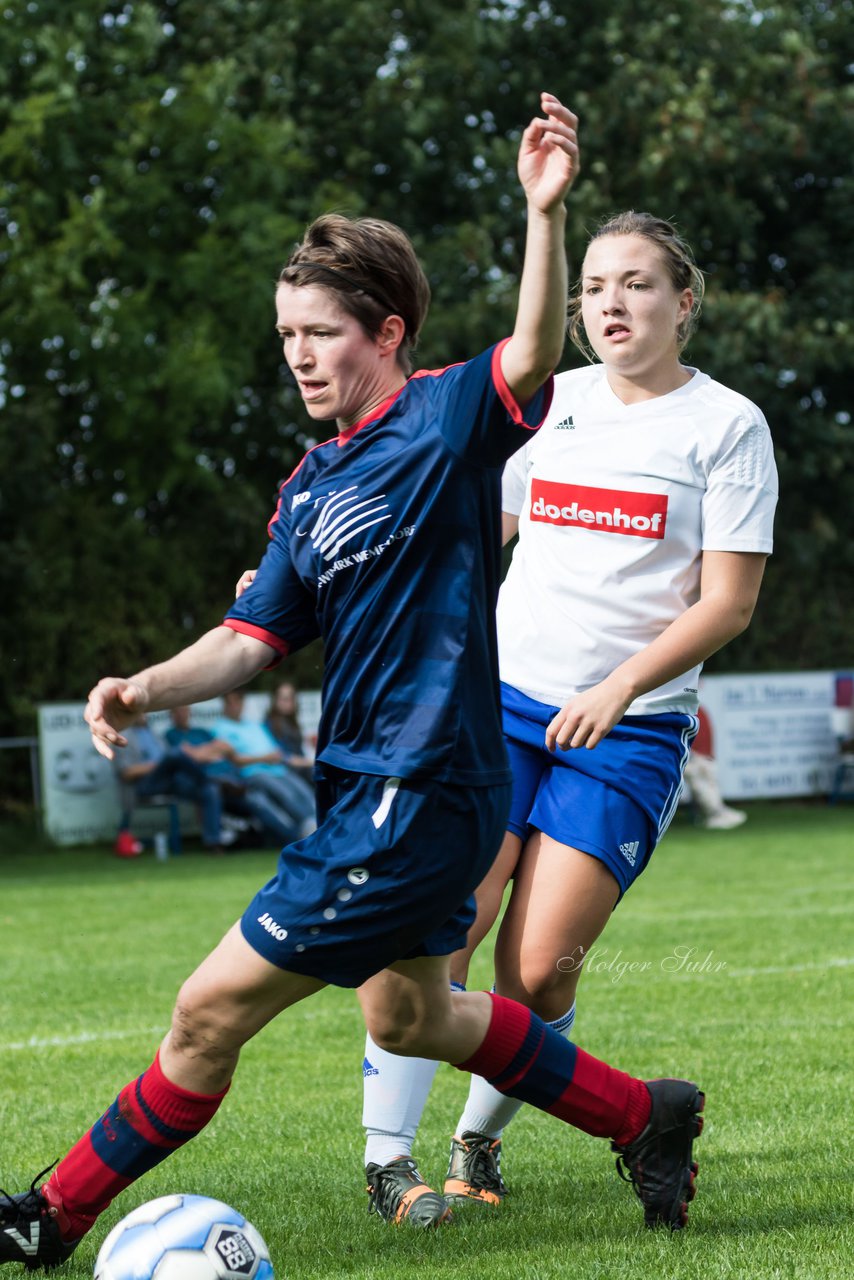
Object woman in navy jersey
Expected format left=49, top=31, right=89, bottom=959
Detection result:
left=0, top=104, right=706, bottom=1274
left=359, top=212, right=775, bottom=1216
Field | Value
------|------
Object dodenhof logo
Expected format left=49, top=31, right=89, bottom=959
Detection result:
left=530, top=479, right=668, bottom=539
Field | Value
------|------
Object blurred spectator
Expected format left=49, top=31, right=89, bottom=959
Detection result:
left=165, top=707, right=259, bottom=844
left=264, top=681, right=315, bottom=782
left=165, top=706, right=244, bottom=793
left=212, top=690, right=317, bottom=844
left=684, top=706, right=747, bottom=830
left=114, top=714, right=234, bottom=852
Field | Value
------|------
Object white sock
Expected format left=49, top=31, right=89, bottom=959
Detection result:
left=362, top=981, right=466, bottom=1169
left=455, top=1000, right=577, bottom=1139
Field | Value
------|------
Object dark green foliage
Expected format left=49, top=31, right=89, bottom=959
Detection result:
left=1, top=1, right=852, bottom=772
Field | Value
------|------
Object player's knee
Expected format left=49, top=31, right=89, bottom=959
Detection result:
left=170, top=992, right=211, bottom=1051
left=504, top=962, right=578, bottom=1022
left=364, top=1006, right=433, bottom=1056
left=368, top=1025, right=413, bottom=1055
left=170, top=986, right=239, bottom=1062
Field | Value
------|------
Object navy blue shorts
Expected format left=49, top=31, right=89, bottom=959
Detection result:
left=240, top=767, right=512, bottom=987
left=502, top=684, right=697, bottom=898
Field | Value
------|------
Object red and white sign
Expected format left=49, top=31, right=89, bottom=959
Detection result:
left=530, top=479, right=668, bottom=539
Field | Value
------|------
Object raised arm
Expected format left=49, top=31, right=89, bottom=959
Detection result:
left=84, top=626, right=276, bottom=759
left=501, top=93, right=580, bottom=404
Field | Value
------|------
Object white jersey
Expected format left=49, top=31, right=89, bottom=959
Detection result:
left=498, top=364, right=778, bottom=715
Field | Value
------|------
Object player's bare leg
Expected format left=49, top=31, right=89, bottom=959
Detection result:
left=450, top=832, right=523, bottom=986
left=359, top=835, right=522, bottom=1223
left=0, top=926, right=325, bottom=1269
left=357, top=957, right=489, bottom=1227
left=447, top=833, right=620, bottom=1203
left=494, top=832, right=620, bottom=1018
left=360, top=953, right=702, bottom=1232
left=162, top=923, right=326, bottom=1093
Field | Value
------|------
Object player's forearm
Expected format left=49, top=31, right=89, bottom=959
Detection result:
left=501, top=511, right=520, bottom=545
left=128, top=626, right=273, bottom=712
left=606, top=596, right=756, bottom=706
left=503, top=204, right=568, bottom=402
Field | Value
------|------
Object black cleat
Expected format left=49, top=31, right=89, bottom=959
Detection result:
left=366, top=1157, right=452, bottom=1226
left=444, top=1131, right=508, bottom=1205
left=0, top=1168, right=79, bottom=1272
left=612, top=1079, right=705, bottom=1230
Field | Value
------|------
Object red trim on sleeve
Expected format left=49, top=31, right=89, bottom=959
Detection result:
left=220, top=619, right=289, bottom=669
left=491, top=338, right=554, bottom=429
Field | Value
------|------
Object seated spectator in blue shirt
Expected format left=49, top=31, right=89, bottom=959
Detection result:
left=212, top=691, right=317, bottom=843
left=114, top=715, right=232, bottom=852
left=166, top=705, right=292, bottom=847
left=164, top=706, right=244, bottom=791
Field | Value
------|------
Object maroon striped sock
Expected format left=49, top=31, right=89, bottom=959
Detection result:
left=456, top=993, right=650, bottom=1142
left=45, top=1051, right=229, bottom=1240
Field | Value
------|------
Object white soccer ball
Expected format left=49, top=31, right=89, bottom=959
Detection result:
left=93, top=1194, right=274, bottom=1280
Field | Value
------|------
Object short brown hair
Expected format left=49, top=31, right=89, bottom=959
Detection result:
left=568, top=212, right=705, bottom=361
left=279, top=214, right=431, bottom=374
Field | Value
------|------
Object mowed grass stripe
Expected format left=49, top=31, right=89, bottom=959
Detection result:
left=1, top=802, right=851, bottom=1279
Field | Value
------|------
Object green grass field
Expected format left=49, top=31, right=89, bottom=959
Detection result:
left=1, top=803, right=853, bottom=1279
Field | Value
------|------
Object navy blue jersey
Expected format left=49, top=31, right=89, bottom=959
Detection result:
left=224, top=340, right=552, bottom=784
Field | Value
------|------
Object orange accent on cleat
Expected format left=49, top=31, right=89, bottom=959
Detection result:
left=394, top=1182, right=451, bottom=1225
left=366, top=1157, right=452, bottom=1227
left=443, top=1177, right=502, bottom=1207
left=444, top=1132, right=507, bottom=1205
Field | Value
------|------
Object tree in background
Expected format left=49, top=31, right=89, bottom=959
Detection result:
left=1, top=0, right=852, bottom=801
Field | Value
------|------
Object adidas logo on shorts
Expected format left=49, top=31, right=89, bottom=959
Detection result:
left=619, top=841, right=640, bottom=866
left=554, top=415, right=575, bottom=429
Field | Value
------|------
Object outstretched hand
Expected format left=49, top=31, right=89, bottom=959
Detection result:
left=517, top=93, right=580, bottom=214
left=84, top=677, right=149, bottom=760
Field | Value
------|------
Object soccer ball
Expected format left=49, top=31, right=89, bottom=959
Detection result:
left=93, top=1194, right=274, bottom=1279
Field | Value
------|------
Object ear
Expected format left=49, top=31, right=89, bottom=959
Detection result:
left=677, top=288, right=694, bottom=322
left=376, top=314, right=406, bottom=357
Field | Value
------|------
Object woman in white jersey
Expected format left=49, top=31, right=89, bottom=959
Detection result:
left=360, top=211, right=778, bottom=1217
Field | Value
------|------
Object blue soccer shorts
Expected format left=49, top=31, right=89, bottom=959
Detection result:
left=240, top=766, right=512, bottom=987
left=502, top=683, right=698, bottom=898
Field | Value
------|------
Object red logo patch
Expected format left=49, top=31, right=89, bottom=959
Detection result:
left=529, top=480, right=668, bottom=539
